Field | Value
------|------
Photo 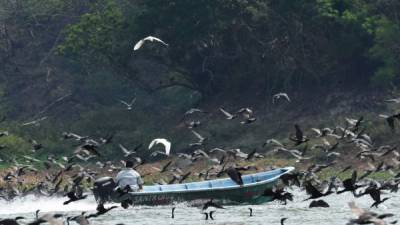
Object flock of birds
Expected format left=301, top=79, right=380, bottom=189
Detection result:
left=0, top=36, right=399, bottom=225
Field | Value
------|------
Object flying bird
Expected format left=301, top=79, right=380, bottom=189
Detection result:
left=219, top=107, right=236, bottom=120
left=263, top=138, right=284, bottom=147
left=75, top=143, right=101, bottom=157
left=385, top=98, right=400, bottom=103
left=289, top=124, right=309, bottom=146
left=348, top=201, right=393, bottom=225
left=118, top=144, right=137, bottom=158
left=189, top=130, right=207, bottom=146
left=133, top=36, right=168, bottom=51
left=86, top=204, right=118, bottom=218
left=119, top=97, right=136, bottom=110
left=272, top=93, right=290, bottom=104
left=184, top=108, right=206, bottom=115
left=149, top=138, right=171, bottom=156
left=63, top=190, right=88, bottom=205
left=379, top=113, right=400, bottom=131
left=263, top=186, right=294, bottom=205
left=21, top=117, right=48, bottom=127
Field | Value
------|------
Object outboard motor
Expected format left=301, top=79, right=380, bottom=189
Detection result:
left=92, top=177, right=117, bottom=204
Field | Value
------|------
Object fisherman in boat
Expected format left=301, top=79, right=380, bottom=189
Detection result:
left=115, top=160, right=144, bottom=208
left=116, top=160, right=144, bottom=191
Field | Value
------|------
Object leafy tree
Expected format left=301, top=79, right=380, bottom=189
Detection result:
left=56, top=0, right=400, bottom=93
left=57, top=0, right=128, bottom=65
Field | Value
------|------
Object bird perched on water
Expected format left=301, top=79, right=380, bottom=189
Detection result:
left=119, top=97, right=136, bottom=110
left=248, top=207, right=253, bottom=217
left=133, top=36, right=168, bottom=51
left=309, top=199, right=330, bottom=208
left=148, top=138, right=171, bottom=156
left=27, top=213, right=64, bottom=225
left=171, top=207, right=176, bottom=219
left=202, top=211, right=216, bottom=220
left=0, top=217, right=25, bottom=225
left=201, top=200, right=220, bottom=220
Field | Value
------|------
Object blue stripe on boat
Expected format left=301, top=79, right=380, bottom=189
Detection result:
left=137, top=167, right=294, bottom=194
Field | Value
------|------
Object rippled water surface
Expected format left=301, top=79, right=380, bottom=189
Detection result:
left=1, top=189, right=399, bottom=225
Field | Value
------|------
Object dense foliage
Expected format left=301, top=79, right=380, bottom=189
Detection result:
left=3, top=0, right=399, bottom=95
left=55, top=0, right=400, bottom=93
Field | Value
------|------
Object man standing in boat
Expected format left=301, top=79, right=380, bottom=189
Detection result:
left=115, top=160, right=144, bottom=208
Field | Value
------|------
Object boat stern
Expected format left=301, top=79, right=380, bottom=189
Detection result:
left=92, top=176, right=117, bottom=204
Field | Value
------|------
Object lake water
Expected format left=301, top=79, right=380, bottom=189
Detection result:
left=1, top=189, right=398, bottom=225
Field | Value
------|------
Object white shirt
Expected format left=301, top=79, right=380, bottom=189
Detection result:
left=115, top=169, right=144, bottom=191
